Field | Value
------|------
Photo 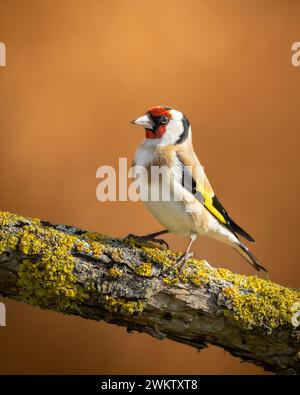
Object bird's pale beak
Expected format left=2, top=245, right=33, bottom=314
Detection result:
left=131, top=114, right=153, bottom=129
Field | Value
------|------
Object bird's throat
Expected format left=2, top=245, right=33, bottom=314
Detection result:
left=145, top=125, right=166, bottom=139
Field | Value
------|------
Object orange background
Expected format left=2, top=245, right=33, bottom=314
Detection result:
left=0, top=0, right=299, bottom=374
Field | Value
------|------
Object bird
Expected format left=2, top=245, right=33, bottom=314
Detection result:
left=130, top=105, right=267, bottom=272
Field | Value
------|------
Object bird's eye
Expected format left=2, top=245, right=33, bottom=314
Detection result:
left=160, top=115, right=169, bottom=124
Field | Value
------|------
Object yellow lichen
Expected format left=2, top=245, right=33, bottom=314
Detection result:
left=104, top=296, right=145, bottom=314
left=19, top=231, right=44, bottom=255
left=182, top=258, right=211, bottom=285
left=0, top=212, right=89, bottom=312
left=90, top=241, right=104, bottom=258
left=0, top=211, right=27, bottom=226
left=0, top=231, right=19, bottom=254
left=135, top=262, right=153, bottom=277
left=17, top=225, right=88, bottom=312
left=163, top=277, right=179, bottom=286
left=76, top=240, right=91, bottom=254
left=108, top=267, right=123, bottom=278
left=75, top=238, right=105, bottom=260
left=161, top=257, right=300, bottom=332
left=142, top=246, right=175, bottom=268
left=162, top=258, right=211, bottom=286
left=1, top=211, right=299, bottom=331
left=110, top=247, right=125, bottom=263
left=218, top=269, right=300, bottom=330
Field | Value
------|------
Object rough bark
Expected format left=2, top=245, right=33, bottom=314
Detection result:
left=0, top=211, right=299, bottom=374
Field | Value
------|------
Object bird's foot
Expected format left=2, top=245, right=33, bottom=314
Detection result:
left=175, top=252, right=194, bottom=274
left=164, top=251, right=194, bottom=276
left=125, top=233, right=169, bottom=249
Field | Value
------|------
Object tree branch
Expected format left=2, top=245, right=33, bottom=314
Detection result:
left=0, top=211, right=299, bottom=374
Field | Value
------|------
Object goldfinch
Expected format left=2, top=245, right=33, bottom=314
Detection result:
left=130, top=106, right=266, bottom=272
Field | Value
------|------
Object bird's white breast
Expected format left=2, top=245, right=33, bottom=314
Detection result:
left=133, top=144, right=207, bottom=236
left=134, top=143, right=154, bottom=168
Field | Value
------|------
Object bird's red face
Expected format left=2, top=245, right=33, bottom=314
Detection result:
left=131, top=106, right=190, bottom=146
left=131, top=106, right=172, bottom=139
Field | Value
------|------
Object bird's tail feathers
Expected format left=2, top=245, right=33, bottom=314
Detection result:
left=234, top=242, right=267, bottom=272
left=229, top=217, right=255, bottom=242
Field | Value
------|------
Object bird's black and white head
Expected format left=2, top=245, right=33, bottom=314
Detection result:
left=131, top=106, right=191, bottom=146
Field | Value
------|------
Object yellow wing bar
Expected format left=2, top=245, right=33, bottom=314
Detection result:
left=196, top=185, right=227, bottom=224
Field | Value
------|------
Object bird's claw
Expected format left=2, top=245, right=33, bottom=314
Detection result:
left=162, top=251, right=194, bottom=278
left=175, top=252, right=194, bottom=273
left=125, top=234, right=169, bottom=249
left=152, top=238, right=169, bottom=249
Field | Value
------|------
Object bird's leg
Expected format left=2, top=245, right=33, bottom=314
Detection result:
left=173, top=234, right=197, bottom=273
left=125, top=230, right=169, bottom=249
